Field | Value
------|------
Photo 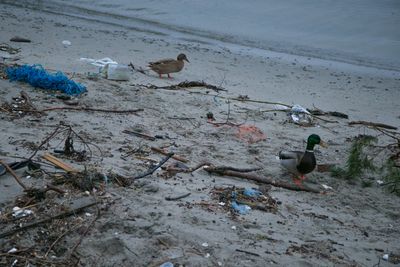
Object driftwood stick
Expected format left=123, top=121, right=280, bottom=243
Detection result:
left=163, top=162, right=212, bottom=173
left=349, top=120, right=398, bottom=130
left=128, top=62, right=148, bottom=75
left=151, top=147, right=188, bottom=163
left=165, top=192, right=191, bottom=201
left=42, top=107, right=144, bottom=113
left=123, top=129, right=156, bottom=141
left=133, top=153, right=174, bottom=180
left=0, top=199, right=97, bottom=239
left=235, top=249, right=260, bottom=257
left=204, top=166, right=323, bottom=194
left=210, top=166, right=263, bottom=173
left=0, top=159, right=28, bottom=190
left=190, top=92, right=292, bottom=108
left=13, top=107, right=144, bottom=114
left=309, top=109, right=348, bottom=119
left=137, top=81, right=226, bottom=92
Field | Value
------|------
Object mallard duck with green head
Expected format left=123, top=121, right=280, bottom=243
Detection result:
left=148, top=53, right=189, bottom=78
left=279, top=134, right=327, bottom=186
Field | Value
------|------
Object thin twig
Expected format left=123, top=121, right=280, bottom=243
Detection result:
left=151, top=147, right=188, bottom=163
left=235, top=249, right=260, bottom=257
left=0, top=159, right=28, bottom=190
left=123, top=129, right=156, bottom=141
left=28, top=125, right=63, bottom=160
left=349, top=120, right=398, bottom=130
left=165, top=192, right=191, bottom=201
left=44, top=223, right=83, bottom=258
left=189, top=92, right=291, bottom=107
left=67, top=202, right=100, bottom=258
left=137, top=81, right=226, bottom=92
left=133, top=152, right=174, bottom=180
left=17, top=106, right=144, bottom=114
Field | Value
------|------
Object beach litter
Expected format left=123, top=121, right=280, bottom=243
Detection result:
left=235, top=124, right=267, bottom=144
left=79, top=57, right=118, bottom=67
left=62, top=40, right=72, bottom=47
left=79, top=57, right=130, bottom=80
left=159, top=262, right=174, bottom=267
left=101, top=63, right=131, bottom=81
left=6, top=64, right=87, bottom=95
left=0, top=43, right=20, bottom=54
left=12, top=206, right=33, bottom=218
left=289, top=104, right=313, bottom=126
left=382, top=253, right=400, bottom=264
left=212, top=187, right=278, bottom=215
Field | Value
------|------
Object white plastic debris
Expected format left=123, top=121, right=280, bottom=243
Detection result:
left=205, top=253, right=211, bottom=258
left=85, top=212, right=92, bottom=217
left=101, top=63, right=130, bottom=81
left=159, top=262, right=174, bottom=267
left=11, top=259, right=18, bottom=267
left=273, top=104, right=290, bottom=111
left=217, top=262, right=222, bottom=266
left=289, top=104, right=313, bottom=125
left=321, top=184, right=333, bottom=190
left=79, top=57, right=118, bottom=67
left=383, top=254, right=389, bottom=261
left=231, top=226, right=237, bottom=230
left=62, top=40, right=71, bottom=47
left=290, top=114, right=300, bottom=123
left=376, top=180, right=384, bottom=185
left=7, top=248, right=18, bottom=254
left=202, top=242, right=209, bottom=247
left=12, top=207, right=33, bottom=218
left=291, top=104, right=310, bottom=114
left=218, top=202, right=226, bottom=206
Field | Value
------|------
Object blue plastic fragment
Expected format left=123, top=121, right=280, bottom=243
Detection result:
left=6, top=64, right=87, bottom=95
left=243, top=188, right=262, bottom=198
left=231, top=201, right=251, bottom=215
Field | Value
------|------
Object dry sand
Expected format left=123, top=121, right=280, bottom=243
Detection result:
left=0, top=3, right=400, bottom=267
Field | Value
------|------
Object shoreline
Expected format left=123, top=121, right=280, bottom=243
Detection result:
left=1, top=0, right=400, bottom=73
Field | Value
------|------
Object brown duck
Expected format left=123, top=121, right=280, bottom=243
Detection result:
left=148, top=53, right=189, bottom=78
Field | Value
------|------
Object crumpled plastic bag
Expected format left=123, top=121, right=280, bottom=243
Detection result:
left=289, top=104, right=313, bottom=126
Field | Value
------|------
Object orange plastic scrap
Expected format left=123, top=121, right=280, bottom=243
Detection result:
left=235, top=125, right=267, bottom=144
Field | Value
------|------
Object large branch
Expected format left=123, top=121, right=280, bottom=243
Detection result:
left=204, top=166, right=323, bottom=193
left=349, top=120, right=398, bottom=130
left=13, top=106, right=144, bottom=114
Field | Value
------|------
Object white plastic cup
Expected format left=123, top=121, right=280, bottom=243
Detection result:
left=102, top=63, right=130, bottom=81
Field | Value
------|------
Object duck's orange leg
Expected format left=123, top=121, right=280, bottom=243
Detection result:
left=293, top=175, right=305, bottom=187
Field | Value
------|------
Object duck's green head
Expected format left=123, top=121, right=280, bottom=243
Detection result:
left=307, top=134, right=327, bottom=150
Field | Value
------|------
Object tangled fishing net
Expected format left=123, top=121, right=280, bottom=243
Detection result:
left=6, top=64, right=86, bottom=95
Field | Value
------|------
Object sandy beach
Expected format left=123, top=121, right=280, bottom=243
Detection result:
left=0, top=2, right=400, bottom=267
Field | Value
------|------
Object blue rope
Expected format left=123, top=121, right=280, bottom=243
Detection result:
left=6, top=64, right=87, bottom=95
